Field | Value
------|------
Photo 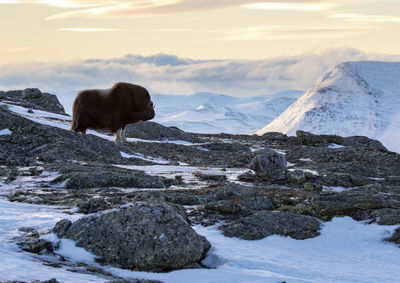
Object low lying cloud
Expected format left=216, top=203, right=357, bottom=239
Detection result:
left=1, top=48, right=399, bottom=113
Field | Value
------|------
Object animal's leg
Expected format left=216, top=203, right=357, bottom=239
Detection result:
left=113, top=129, right=123, bottom=143
left=121, top=128, right=128, bottom=143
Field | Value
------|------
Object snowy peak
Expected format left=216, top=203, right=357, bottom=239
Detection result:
left=257, top=61, right=400, bottom=152
left=152, top=91, right=302, bottom=134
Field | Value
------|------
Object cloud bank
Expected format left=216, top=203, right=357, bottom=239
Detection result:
left=1, top=48, right=399, bottom=114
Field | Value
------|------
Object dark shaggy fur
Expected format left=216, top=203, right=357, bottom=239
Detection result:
left=71, top=82, right=155, bottom=134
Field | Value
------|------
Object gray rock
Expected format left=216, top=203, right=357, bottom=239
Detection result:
left=343, top=136, right=387, bottom=150
left=261, top=132, right=287, bottom=140
left=370, top=208, right=400, bottom=225
left=210, top=184, right=259, bottom=200
left=22, top=88, right=42, bottom=99
left=202, top=142, right=252, bottom=154
left=250, top=150, right=286, bottom=180
left=77, top=198, right=112, bottom=214
left=309, top=186, right=400, bottom=220
left=286, top=145, right=400, bottom=187
left=295, top=130, right=387, bottom=151
left=17, top=237, right=54, bottom=254
left=220, top=211, right=321, bottom=240
left=16, top=229, right=54, bottom=254
left=303, top=182, right=322, bottom=192
left=239, top=196, right=274, bottom=211
left=3, top=88, right=66, bottom=115
left=196, top=173, right=227, bottom=182
left=205, top=200, right=241, bottom=214
left=125, top=121, right=203, bottom=143
left=53, top=201, right=211, bottom=271
left=386, top=227, right=400, bottom=245
left=287, top=170, right=306, bottom=184
left=296, top=130, right=325, bottom=145
left=64, top=170, right=174, bottom=190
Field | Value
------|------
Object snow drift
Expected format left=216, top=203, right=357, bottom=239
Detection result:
left=257, top=61, right=400, bottom=153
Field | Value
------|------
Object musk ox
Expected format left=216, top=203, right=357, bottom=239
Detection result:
left=71, top=82, right=155, bottom=142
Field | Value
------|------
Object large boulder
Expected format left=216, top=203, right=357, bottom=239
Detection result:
left=309, top=186, right=400, bottom=220
left=220, top=210, right=321, bottom=240
left=1, top=88, right=66, bottom=115
left=250, top=149, right=286, bottom=180
left=62, top=170, right=175, bottom=190
left=53, top=201, right=211, bottom=271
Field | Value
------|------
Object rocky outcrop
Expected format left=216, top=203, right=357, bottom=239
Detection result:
left=386, top=227, right=400, bottom=246
left=0, top=106, right=157, bottom=167
left=0, top=88, right=66, bottom=115
left=249, top=149, right=286, bottom=181
left=16, top=228, right=53, bottom=254
left=220, top=210, right=321, bottom=240
left=125, top=121, right=203, bottom=143
left=309, top=185, right=400, bottom=220
left=53, top=201, right=211, bottom=271
left=56, top=166, right=175, bottom=189
left=296, top=130, right=387, bottom=150
left=286, top=138, right=400, bottom=187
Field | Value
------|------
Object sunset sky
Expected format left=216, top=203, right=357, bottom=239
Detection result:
left=1, top=0, right=400, bottom=63
left=1, top=0, right=400, bottom=110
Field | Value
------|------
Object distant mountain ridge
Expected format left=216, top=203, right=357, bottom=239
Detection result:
left=152, top=90, right=303, bottom=134
left=257, top=61, right=400, bottom=152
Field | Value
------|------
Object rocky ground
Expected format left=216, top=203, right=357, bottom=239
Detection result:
left=1, top=89, right=400, bottom=282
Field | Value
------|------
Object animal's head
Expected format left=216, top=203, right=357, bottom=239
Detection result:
left=141, top=100, right=155, bottom=121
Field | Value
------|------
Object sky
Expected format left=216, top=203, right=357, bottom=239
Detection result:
left=0, top=0, right=400, bottom=102
left=1, top=0, right=400, bottom=62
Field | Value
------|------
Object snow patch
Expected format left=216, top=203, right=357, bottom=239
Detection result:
left=0, top=128, right=12, bottom=135
left=328, top=143, right=345, bottom=149
left=323, top=186, right=349, bottom=192
left=288, top=168, right=319, bottom=176
left=120, top=151, right=170, bottom=165
left=42, top=233, right=98, bottom=264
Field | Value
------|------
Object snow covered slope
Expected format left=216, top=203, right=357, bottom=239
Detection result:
left=152, top=91, right=302, bottom=134
left=257, top=61, right=400, bottom=152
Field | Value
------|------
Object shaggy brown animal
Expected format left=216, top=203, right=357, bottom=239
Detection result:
left=71, top=82, right=155, bottom=142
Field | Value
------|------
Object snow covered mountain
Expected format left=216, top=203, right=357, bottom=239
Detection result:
left=257, top=61, right=400, bottom=152
left=152, top=91, right=302, bottom=134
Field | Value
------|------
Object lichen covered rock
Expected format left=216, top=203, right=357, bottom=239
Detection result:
left=53, top=201, right=211, bottom=271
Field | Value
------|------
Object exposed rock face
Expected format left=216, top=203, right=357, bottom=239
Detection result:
left=0, top=106, right=160, bottom=167
left=309, top=185, right=400, bottom=220
left=250, top=150, right=286, bottom=180
left=370, top=208, right=400, bottom=225
left=0, top=88, right=66, bottom=114
left=125, top=121, right=203, bottom=143
left=202, top=142, right=252, bottom=154
left=287, top=170, right=306, bottom=184
left=220, top=211, right=321, bottom=240
left=16, top=228, right=54, bottom=254
left=286, top=138, right=400, bottom=187
left=53, top=201, right=211, bottom=271
left=387, top=227, right=400, bottom=246
left=296, top=130, right=387, bottom=150
left=63, top=169, right=174, bottom=190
